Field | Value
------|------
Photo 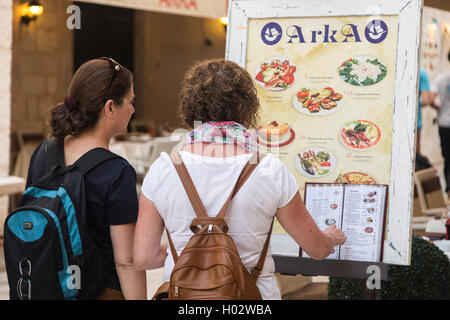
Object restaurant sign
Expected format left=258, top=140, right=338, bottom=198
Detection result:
left=261, top=20, right=389, bottom=45
left=76, top=0, right=228, bottom=18
left=227, top=0, right=422, bottom=266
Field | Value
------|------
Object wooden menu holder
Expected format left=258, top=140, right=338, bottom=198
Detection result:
left=273, top=256, right=388, bottom=300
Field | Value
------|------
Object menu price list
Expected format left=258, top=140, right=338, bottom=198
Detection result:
left=301, top=183, right=388, bottom=262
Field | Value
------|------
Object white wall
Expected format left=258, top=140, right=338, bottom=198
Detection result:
left=0, top=1, right=13, bottom=231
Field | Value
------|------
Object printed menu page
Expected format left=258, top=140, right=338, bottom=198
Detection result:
left=301, top=183, right=388, bottom=262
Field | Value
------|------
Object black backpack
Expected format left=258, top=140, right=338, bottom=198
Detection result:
left=3, top=140, right=119, bottom=300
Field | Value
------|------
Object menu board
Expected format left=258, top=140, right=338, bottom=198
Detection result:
left=301, top=183, right=388, bottom=262
left=244, top=15, right=398, bottom=240
left=227, top=0, right=422, bottom=265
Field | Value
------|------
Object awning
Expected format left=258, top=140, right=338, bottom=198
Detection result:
left=75, top=0, right=229, bottom=18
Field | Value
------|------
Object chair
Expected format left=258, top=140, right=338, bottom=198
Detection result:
left=12, top=128, right=45, bottom=178
left=413, top=168, right=449, bottom=217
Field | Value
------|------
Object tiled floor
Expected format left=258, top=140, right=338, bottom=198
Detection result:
left=0, top=266, right=326, bottom=300
left=0, top=266, right=165, bottom=300
left=0, top=271, right=8, bottom=300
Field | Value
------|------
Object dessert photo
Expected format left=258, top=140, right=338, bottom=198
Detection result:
left=257, top=120, right=295, bottom=148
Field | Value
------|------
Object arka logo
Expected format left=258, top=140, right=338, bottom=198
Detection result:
left=159, top=0, right=198, bottom=10
left=261, top=19, right=388, bottom=45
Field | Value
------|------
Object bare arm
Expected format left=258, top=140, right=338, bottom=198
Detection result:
left=421, top=90, right=434, bottom=107
left=133, top=194, right=168, bottom=271
left=276, top=192, right=346, bottom=260
left=110, top=223, right=147, bottom=300
left=429, top=91, right=441, bottom=111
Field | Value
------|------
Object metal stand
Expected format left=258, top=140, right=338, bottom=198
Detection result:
left=273, top=255, right=388, bottom=300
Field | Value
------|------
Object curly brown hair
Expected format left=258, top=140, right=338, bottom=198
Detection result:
left=179, top=59, right=260, bottom=129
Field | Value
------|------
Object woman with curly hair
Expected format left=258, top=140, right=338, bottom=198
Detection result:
left=134, top=59, right=345, bottom=299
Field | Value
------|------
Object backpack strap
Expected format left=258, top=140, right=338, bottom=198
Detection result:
left=45, top=139, right=120, bottom=176
left=168, top=152, right=269, bottom=278
left=45, top=139, right=65, bottom=174
left=73, top=148, right=120, bottom=176
left=170, top=152, right=208, bottom=218
left=251, top=218, right=274, bottom=281
left=216, top=152, right=261, bottom=219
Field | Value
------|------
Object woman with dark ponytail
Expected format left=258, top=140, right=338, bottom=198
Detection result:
left=25, top=58, right=146, bottom=299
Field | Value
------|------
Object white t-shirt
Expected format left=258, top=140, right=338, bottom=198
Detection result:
left=431, top=71, right=450, bottom=128
left=141, top=151, right=298, bottom=300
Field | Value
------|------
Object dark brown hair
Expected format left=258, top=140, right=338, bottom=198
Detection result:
left=179, top=59, right=260, bottom=129
left=50, top=58, right=133, bottom=142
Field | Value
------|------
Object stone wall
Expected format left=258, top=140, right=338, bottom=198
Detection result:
left=0, top=0, right=13, bottom=228
left=134, top=11, right=226, bottom=128
left=11, top=0, right=73, bottom=140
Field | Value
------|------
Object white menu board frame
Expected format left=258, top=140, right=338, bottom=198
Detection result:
left=226, top=0, right=423, bottom=265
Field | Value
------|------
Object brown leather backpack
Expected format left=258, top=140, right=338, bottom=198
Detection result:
left=152, top=152, right=273, bottom=300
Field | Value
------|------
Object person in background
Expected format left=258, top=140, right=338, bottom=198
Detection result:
left=26, top=58, right=146, bottom=299
left=430, top=50, right=450, bottom=197
left=416, top=68, right=433, bottom=155
left=133, top=58, right=346, bottom=300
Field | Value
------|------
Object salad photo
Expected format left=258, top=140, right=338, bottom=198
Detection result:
left=295, top=147, right=336, bottom=178
left=293, top=86, right=343, bottom=116
left=338, top=56, right=387, bottom=86
left=340, top=120, right=381, bottom=150
left=254, top=58, right=297, bottom=90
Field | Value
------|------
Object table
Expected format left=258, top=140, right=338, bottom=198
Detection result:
left=12, top=142, right=41, bottom=179
left=109, top=139, right=154, bottom=176
left=0, top=176, right=26, bottom=196
left=0, top=175, right=26, bottom=237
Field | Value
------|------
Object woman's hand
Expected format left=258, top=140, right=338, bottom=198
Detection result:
left=324, top=224, right=346, bottom=247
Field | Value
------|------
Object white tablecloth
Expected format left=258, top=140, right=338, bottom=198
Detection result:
left=109, top=140, right=154, bottom=176
left=12, top=142, right=41, bottom=179
left=0, top=176, right=26, bottom=196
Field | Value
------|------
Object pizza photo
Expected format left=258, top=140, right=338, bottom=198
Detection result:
left=340, top=120, right=381, bottom=150
left=293, top=86, right=344, bottom=116
left=335, top=172, right=377, bottom=185
left=254, top=58, right=297, bottom=90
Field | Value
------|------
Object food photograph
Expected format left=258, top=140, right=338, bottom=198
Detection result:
left=257, top=120, right=295, bottom=149
left=340, top=120, right=381, bottom=150
left=335, top=172, right=377, bottom=184
left=254, top=57, right=297, bottom=90
left=338, top=56, right=388, bottom=86
left=293, top=86, right=343, bottom=116
left=295, top=147, right=336, bottom=178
